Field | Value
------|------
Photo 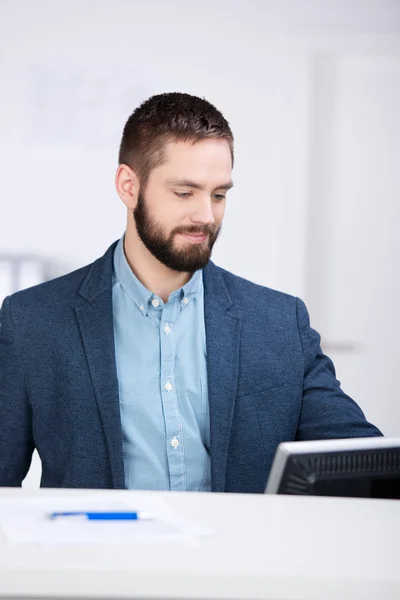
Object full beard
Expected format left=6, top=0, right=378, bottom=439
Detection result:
left=133, top=194, right=220, bottom=272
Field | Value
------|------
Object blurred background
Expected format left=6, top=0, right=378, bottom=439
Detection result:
left=0, top=0, right=399, bottom=487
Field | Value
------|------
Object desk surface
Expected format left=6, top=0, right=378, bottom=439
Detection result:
left=0, top=488, right=399, bottom=600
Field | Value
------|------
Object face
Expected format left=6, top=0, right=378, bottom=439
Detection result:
left=133, top=138, right=233, bottom=272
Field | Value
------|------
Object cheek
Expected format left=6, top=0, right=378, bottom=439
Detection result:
left=166, top=207, right=190, bottom=236
left=151, top=197, right=181, bottom=228
left=213, top=203, right=226, bottom=224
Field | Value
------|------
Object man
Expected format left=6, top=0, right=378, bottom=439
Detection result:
left=0, top=92, right=381, bottom=493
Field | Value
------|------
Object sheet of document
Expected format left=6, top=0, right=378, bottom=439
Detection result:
left=0, top=493, right=213, bottom=544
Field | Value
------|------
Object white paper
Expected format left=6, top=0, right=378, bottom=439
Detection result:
left=0, top=493, right=213, bottom=545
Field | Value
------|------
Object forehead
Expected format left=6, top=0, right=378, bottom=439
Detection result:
left=153, top=138, right=232, bottom=184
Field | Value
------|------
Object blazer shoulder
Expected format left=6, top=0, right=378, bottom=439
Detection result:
left=4, top=240, right=118, bottom=312
left=6, top=263, right=92, bottom=311
left=213, top=264, right=297, bottom=310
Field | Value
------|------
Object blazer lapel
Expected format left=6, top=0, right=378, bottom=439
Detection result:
left=203, top=262, right=242, bottom=492
left=75, top=241, right=125, bottom=489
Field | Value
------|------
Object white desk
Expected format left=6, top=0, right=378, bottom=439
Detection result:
left=0, top=488, right=399, bottom=600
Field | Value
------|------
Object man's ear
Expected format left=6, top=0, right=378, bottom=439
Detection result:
left=115, top=164, right=140, bottom=210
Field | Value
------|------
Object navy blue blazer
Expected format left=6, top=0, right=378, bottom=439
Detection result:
left=0, top=241, right=381, bottom=492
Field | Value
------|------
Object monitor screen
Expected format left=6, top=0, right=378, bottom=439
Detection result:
left=265, top=437, right=400, bottom=499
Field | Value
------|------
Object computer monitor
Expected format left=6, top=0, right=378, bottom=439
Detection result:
left=265, top=437, right=400, bottom=499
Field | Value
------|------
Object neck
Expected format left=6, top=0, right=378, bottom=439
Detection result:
left=123, top=225, right=192, bottom=304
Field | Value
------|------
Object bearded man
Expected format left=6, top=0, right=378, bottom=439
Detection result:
left=0, top=93, right=381, bottom=491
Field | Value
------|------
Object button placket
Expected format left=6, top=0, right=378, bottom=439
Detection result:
left=159, top=300, right=185, bottom=489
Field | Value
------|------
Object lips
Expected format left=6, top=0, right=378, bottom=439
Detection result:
left=179, top=233, right=208, bottom=244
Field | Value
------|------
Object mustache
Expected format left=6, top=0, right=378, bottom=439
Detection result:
left=172, top=225, right=218, bottom=236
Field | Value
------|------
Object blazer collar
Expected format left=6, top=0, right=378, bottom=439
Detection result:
left=203, top=262, right=242, bottom=492
left=75, top=240, right=124, bottom=488
left=78, top=240, right=118, bottom=302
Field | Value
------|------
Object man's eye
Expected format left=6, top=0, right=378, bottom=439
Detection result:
left=213, top=194, right=226, bottom=201
left=174, top=191, right=192, bottom=199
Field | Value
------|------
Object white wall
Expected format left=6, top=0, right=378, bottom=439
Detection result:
left=0, top=0, right=287, bottom=287
left=0, top=0, right=399, bottom=487
left=1, top=0, right=399, bottom=284
left=303, top=53, right=400, bottom=436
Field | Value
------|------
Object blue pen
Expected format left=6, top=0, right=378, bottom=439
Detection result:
left=48, top=511, right=154, bottom=521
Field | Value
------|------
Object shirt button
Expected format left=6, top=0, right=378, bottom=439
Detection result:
left=171, top=436, right=179, bottom=449
left=164, top=324, right=171, bottom=334
left=151, top=298, right=160, bottom=308
left=165, top=381, right=173, bottom=392
left=139, top=304, right=145, bottom=312
left=182, top=297, right=189, bottom=305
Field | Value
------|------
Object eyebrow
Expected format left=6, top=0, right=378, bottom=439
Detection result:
left=166, top=178, right=234, bottom=191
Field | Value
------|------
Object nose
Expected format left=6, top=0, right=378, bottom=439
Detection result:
left=190, top=197, right=216, bottom=226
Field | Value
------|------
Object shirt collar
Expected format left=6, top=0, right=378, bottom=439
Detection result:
left=113, top=235, right=203, bottom=315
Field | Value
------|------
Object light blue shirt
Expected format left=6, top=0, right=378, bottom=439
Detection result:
left=112, top=236, right=211, bottom=491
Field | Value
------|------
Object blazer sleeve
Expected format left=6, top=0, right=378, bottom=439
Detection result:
left=295, top=297, right=383, bottom=440
left=0, top=296, right=35, bottom=486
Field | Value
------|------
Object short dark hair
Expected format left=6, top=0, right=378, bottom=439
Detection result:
left=118, top=92, right=234, bottom=186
